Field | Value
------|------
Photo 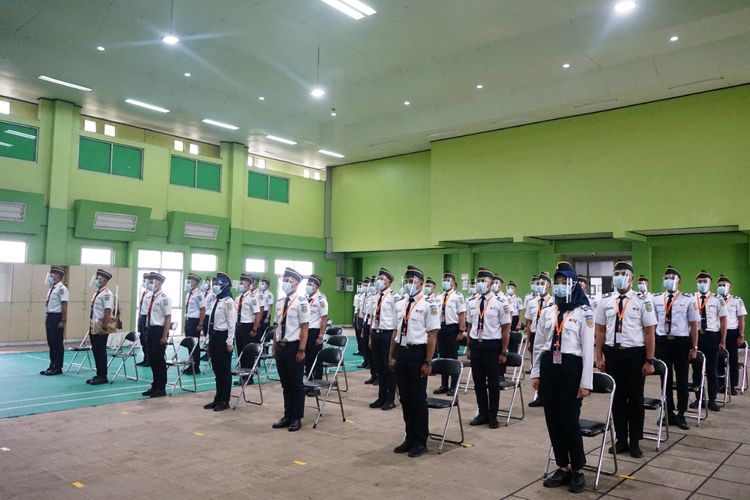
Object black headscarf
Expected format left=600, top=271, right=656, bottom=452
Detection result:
left=554, top=262, right=589, bottom=312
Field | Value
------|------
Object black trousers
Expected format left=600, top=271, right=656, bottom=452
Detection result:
left=236, top=322, right=255, bottom=368
left=362, top=324, right=374, bottom=374
left=604, top=345, right=646, bottom=442
left=137, top=315, right=150, bottom=362
left=276, top=341, right=305, bottom=419
left=437, top=324, right=460, bottom=388
left=45, top=313, right=64, bottom=370
left=148, top=325, right=167, bottom=391
left=693, top=331, right=719, bottom=403
left=371, top=329, right=396, bottom=403
left=354, top=316, right=364, bottom=354
left=90, top=332, right=109, bottom=378
left=540, top=351, right=586, bottom=471
left=470, top=338, right=501, bottom=417
left=395, top=345, right=429, bottom=446
left=184, top=318, right=201, bottom=370
left=511, top=315, right=520, bottom=331
left=209, top=330, right=232, bottom=404
left=261, top=310, right=270, bottom=336
left=305, top=328, right=323, bottom=380
left=656, top=336, right=690, bottom=415
left=722, top=329, right=741, bottom=388
left=501, top=331, right=522, bottom=376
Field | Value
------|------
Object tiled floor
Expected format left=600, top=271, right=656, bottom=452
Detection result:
left=1, top=332, right=749, bottom=499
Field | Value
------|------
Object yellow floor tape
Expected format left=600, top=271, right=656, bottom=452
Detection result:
left=193, top=432, right=204, bottom=437
left=72, top=482, right=85, bottom=488
left=618, top=474, right=635, bottom=480
left=293, top=460, right=306, bottom=465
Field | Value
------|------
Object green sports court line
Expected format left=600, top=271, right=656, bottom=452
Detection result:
left=0, top=347, right=364, bottom=419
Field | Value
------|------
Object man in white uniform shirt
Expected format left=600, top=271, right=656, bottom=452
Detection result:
left=716, top=275, right=747, bottom=395
left=87, top=269, right=115, bottom=385
left=142, top=273, right=172, bottom=398
left=434, top=271, right=466, bottom=396
left=304, top=274, right=328, bottom=381
left=369, top=268, right=399, bottom=410
left=260, top=276, right=274, bottom=335
left=136, top=272, right=153, bottom=367
left=183, top=273, right=205, bottom=374
left=42, top=266, right=69, bottom=376
left=235, top=273, right=262, bottom=385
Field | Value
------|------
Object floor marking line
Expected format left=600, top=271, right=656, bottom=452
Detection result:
left=72, top=482, right=85, bottom=488
left=293, top=460, right=306, bottom=465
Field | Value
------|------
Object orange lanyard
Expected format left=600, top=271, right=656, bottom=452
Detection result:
left=554, top=307, right=572, bottom=349
left=238, top=290, right=250, bottom=312
left=476, top=294, right=491, bottom=327
left=442, top=290, right=453, bottom=308
left=279, top=296, right=297, bottom=324
left=664, top=291, right=680, bottom=316
left=616, top=297, right=630, bottom=322
left=148, top=291, right=161, bottom=316
left=402, top=296, right=424, bottom=329
left=696, top=292, right=710, bottom=313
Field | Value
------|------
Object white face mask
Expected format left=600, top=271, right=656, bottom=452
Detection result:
left=212, top=284, right=223, bottom=295
left=404, top=282, right=419, bottom=296
left=637, top=282, right=648, bottom=293
left=491, top=283, right=500, bottom=293
left=146, top=282, right=156, bottom=292
left=696, top=282, right=710, bottom=294
left=184, top=282, right=191, bottom=292
left=375, top=278, right=386, bottom=291
left=260, top=282, right=268, bottom=291
left=476, top=281, right=489, bottom=295
left=469, top=286, right=476, bottom=295
left=306, top=284, right=314, bottom=295
left=507, top=287, right=515, bottom=295
left=46, top=274, right=55, bottom=286
left=717, top=285, right=729, bottom=295
left=281, top=281, right=293, bottom=295
left=424, top=286, right=433, bottom=295
left=442, top=280, right=452, bottom=291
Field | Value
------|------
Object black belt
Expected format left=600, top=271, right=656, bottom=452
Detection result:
left=46, top=311, right=62, bottom=316
left=604, top=344, right=643, bottom=351
left=470, top=338, right=500, bottom=344
left=400, top=343, right=426, bottom=350
left=657, top=335, right=688, bottom=341
left=276, top=339, right=300, bottom=347
left=699, top=330, right=719, bottom=335
left=373, top=328, right=393, bottom=334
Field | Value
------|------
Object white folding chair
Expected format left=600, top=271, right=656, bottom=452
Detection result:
left=716, top=348, right=731, bottom=407
left=427, top=358, right=465, bottom=454
left=683, top=350, right=708, bottom=426
left=231, top=343, right=264, bottom=408
left=543, top=372, right=617, bottom=490
left=740, top=342, right=748, bottom=394
left=304, top=347, right=346, bottom=428
left=166, top=337, right=198, bottom=395
left=498, top=352, right=525, bottom=425
left=643, top=358, right=669, bottom=450
left=323, top=332, right=349, bottom=392
left=109, top=332, right=140, bottom=383
left=65, top=331, right=94, bottom=374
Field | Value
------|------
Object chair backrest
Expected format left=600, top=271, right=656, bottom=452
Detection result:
left=180, top=336, right=197, bottom=353
left=430, top=358, right=463, bottom=377
left=240, top=342, right=263, bottom=364
left=317, top=347, right=343, bottom=366
left=591, top=371, right=615, bottom=394
left=508, top=331, right=523, bottom=353
left=125, top=331, right=137, bottom=343
left=505, top=352, right=523, bottom=368
left=326, top=334, right=348, bottom=348
left=263, top=325, right=276, bottom=340
left=327, top=327, right=343, bottom=336
left=690, top=350, right=706, bottom=367
left=652, top=358, right=667, bottom=378
left=170, top=322, right=178, bottom=331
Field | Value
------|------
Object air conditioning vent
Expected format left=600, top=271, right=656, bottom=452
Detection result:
left=0, top=201, right=26, bottom=222
left=93, top=212, right=137, bottom=232
left=184, top=222, right=218, bottom=240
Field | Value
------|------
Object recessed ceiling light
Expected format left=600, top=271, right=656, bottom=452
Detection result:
left=403, top=100, right=411, bottom=106
left=313, top=171, right=321, bottom=180
left=266, top=135, right=297, bottom=145
left=614, top=1, right=636, bottom=15
left=321, top=0, right=376, bottom=20
left=331, top=111, right=337, bottom=116
left=5, top=129, right=37, bottom=140
left=476, top=84, right=484, bottom=89
left=258, top=96, right=265, bottom=101
left=96, top=46, right=105, bottom=52
left=669, top=35, right=679, bottom=42
left=38, top=75, right=92, bottom=92
left=310, top=87, right=326, bottom=98
left=202, top=118, right=239, bottom=130
left=162, top=34, right=180, bottom=45
left=184, top=72, right=191, bottom=77
left=562, top=63, right=571, bottom=69
left=125, top=98, right=170, bottom=113
left=319, top=149, right=345, bottom=158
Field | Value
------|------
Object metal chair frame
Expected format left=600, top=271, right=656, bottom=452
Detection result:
left=109, top=331, right=140, bottom=383
left=304, top=347, right=346, bottom=428
left=166, top=337, right=198, bottom=395
left=643, top=358, right=669, bottom=450
left=231, top=343, right=264, bottom=408
left=65, top=331, right=94, bottom=374
left=426, top=358, right=465, bottom=454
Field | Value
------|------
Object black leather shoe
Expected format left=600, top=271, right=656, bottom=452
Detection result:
left=85, top=377, right=95, bottom=384
left=364, top=377, right=377, bottom=385
left=568, top=471, right=585, bottom=493
left=446, top=388, right=456, bottom=397
left=136, top=361, right=147, bottom=366
left=272, top=417, right=292, bottom=428
left=288, top=419, right=302, bottom=432
left=731, top=388, right=738, bottom=396
left=689, top=400, right=702, bottom=409
left=203, top=401, right=217, bottom=410
left=488, top=418, right=500, bottom=429
left=90, top=376, right=108, bottom=385
left=393, top=440, right=414, bottom=453
left=408, top=444, right=427, bottom=457
left=676, top=415, right=690, bottom=430
left=46, top=369, right=62, bottom=376
left=708, top=401, right=721, bottom=412
left=660, top=413, right=677, bottom=427
left=213, top=402, right=229, bottom=411
left=629, top=442, right=643, bottom=458
left=608, top=440, right=629, bottom=455
left=150, top=390, right=166, bottom=398
left=433, top=386, right=449, bottom=395
left=369, top=399, right=384, bottom=408
left=142, top=389, right=153, bottom=396
left=40, top=368, right=52, bottom=375
left=528, top=398, right=544, bottom=408
left=543, top=468, right=571, bottom=488
left=470, top=414, right=488, bottom=426
left=357, top=363, right=368, bottom=369
left=381, top=401, right=396, bottom=411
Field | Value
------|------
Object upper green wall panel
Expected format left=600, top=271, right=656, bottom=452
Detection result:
left=0, top=188, right=45, bottom=234
left=74, top=199, right=151, bottom=242
left=167, top=211, right=229, bottom=249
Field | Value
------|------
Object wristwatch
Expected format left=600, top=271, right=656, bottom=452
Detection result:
left=645, top=358, right=655, bottom=365
left=501, top=351, right=508, bottom=356
left=297, top=349, right=305, bottom=354
left=423, top=360, right=431, bottom=366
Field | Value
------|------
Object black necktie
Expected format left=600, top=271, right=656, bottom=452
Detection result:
left=665, top=293, right=674, bottom=333
left=401, top=296, right=415, bottom=335
left=478, top=295, right=487, bottom=330
left=614, top=295, right=626, bottom=346
left=280, top=296, right=291, bottom=338
left=208, top=298, right=220, bottom=332
left=375, top=292, right=384, bottom=323
left=700, top=294, right=708, bottom=331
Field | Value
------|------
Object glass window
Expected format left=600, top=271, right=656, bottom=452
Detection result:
left=0, top=241, right=26, bottom=263
left=0, top=100, right=9, bottom=115
left=137, top=249, right=162, bottom=269
left=81, top=247, right=112, bottom=265
left=189, top=143, right=199, bottom=155
left=104, top=124, right=116, bottom=137
left=0, top=121, right=38, bottom=162
left=245, top=258, right=266, bottom=273
left=161, top=251, right=184, bottom=270
left=192, top=253, right=217, bottom=272
left=84, top=119, right=97, bottom=132
left=174, top=139, right=184, bottom=151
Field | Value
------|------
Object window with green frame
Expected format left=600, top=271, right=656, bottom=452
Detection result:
left=248, top=172, right=289, bottom=203
left=0, top=121, right=38, bottom=162
left=78, top=137, right=142, bottom=179
left=169, top=155, right=221, bottom=192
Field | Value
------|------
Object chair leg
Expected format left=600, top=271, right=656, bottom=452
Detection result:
left=337, top=384, right=345, bottom=422
left=312, top=393, right=323, bottom=428
left=543, top=445, right=553, bottom=478
left=341, top=365, right=349, bottom=392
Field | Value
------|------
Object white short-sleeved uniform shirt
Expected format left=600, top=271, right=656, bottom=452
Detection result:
left=695, top=293, right=728, bottom=332
left=505, top=294, right=521, bottom=316
left=262, top=290, right=274, bottom=312
left=307, top=291, right=329, bottom=329
left=275, top=293, right=310, bottom=342
left=525, top=294, right=554, bottom=332
left=365, top=294, right=378, bottom=326
left=468, top=293, right=512, bottom=340
left=594, top=289, right=657, bottom=348
left=139, top=289, right=153, bottom=317
left=372, top=289, right=398, bottom=330
left=724, top=295, right=748, bottom=329
left=588, top=295, right=599, bottom=311
left=204, top=291, right=216, bottom=317
left=237, top=290, right=261, bottom=323
left=436, top=289, right=466, bottom=326
left=148, top=290, right=173, bottom=327
left=185, top=288, right=206, bottom=319
left=91, top=287, right=114, bottom=321
left=532, top=305, right=595, bottom=389
left=466, top=294, right=478, bottom=325
left=396, top=293, right=440, bottom=346
left=522, top=292, right=536, bottom=313
left=652, top=291, right=701, bottom=337
left=210, top=296, right=237, bottom=344
left=46, top=282, right=69, bottom=313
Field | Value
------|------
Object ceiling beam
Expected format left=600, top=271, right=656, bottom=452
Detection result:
left=513, top=235, right=551, bottom=246
left=613, top=230, right=648, bottom=242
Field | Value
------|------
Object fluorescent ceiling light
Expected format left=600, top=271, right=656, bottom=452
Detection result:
left=202, top=118, right=239, bottom=130
left=184, top=222, right=218, bottom=240
left=38, top=75, right=91, bottom=92
left=0, top=141, right=12, bottom=148
left=184, top=72, right=191, bottom=77
left=96, top=46, right=105, bottom=52
left=162, top=34, right=180, bottom=45
left=93, top=212, right=137, bottom=232
left=331, top=111, right=337, bottom=116
left=614, top=1, right=636, bottom=14
left=0, top=201, right=25, bottom=222
left=4, top=129, right=37, bottom=140
left=310, top=87, right=326, bottom=98
left=258, top=96, right=265, bottom=101
left=266, top=135, right=297, bottom=145
left=403, top=100, right=411, bottom=106
left=476, top=84, right=484, bottom=89
left=125, top=98, right=170, bottom=113
left=321, top=0, right=376, bottom=20
left=670, top=35, right=679, bottom=42
left=319, top=149, right=345, bottom=158
left=562, top=63, right=571, bottom=69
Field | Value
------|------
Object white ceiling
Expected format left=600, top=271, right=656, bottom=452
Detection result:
left=1, top=0, right=750, bottom=169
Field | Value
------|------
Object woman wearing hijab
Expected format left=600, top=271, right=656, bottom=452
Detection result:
left=203, top=272, right=237, bottom=412
left=530, top=261, right=594, bottom=493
